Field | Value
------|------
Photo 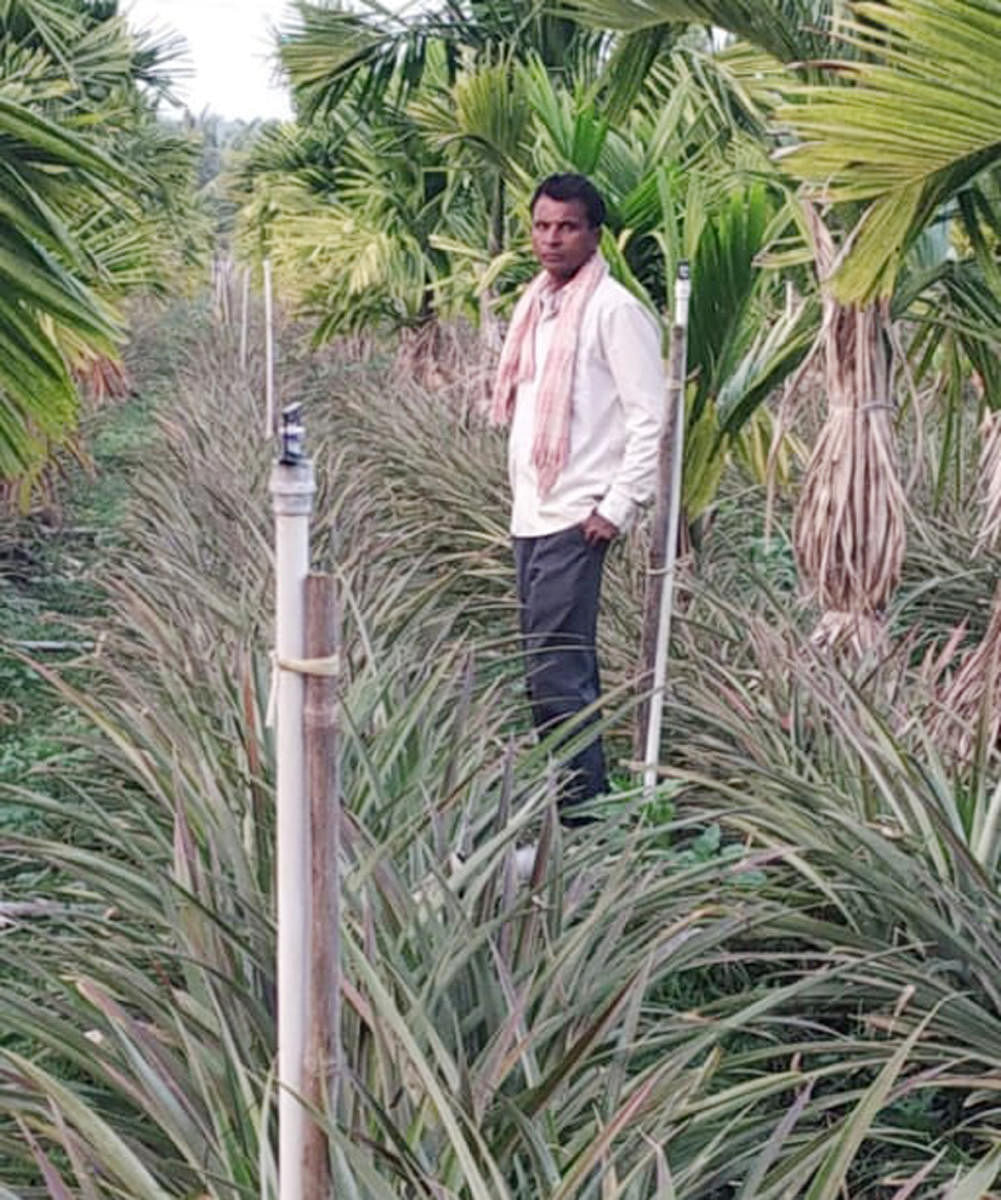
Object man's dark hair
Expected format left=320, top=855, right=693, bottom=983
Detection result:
left=530, top=174, right=606, bottom=229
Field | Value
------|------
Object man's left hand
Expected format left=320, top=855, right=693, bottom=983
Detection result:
left=580, top=511, right=619, bottom=544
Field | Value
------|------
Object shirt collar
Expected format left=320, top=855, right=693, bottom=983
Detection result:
left=538, top=288, right=564, bottom=320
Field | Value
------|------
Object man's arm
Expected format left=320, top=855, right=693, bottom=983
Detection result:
left=593, top=298, right=667, bottom=534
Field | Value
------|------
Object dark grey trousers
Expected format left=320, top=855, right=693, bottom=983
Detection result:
left=513, top=526, right=609, bottom=815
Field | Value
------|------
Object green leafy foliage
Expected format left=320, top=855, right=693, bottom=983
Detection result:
left=3, top=304, right=1001, bottom=1194
left=5, top=0, right=1001, bottom=1193
left=0, top=0, right=210, bottom=483
left=776, top=0, right=1001, bottom=302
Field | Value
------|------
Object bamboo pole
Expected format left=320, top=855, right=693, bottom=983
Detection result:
left=640, top=263, right=691, bottom=802
left=264, top=259, right=275, bottom=438
left=302, top=572, right=341, bottom=1192
left=269, top=403, right=314, bottom=1200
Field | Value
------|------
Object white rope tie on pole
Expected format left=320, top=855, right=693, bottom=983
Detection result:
left=265, top=652, right=342, bottom=729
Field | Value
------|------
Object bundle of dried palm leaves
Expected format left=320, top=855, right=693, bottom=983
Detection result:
left=792, top=206, right=906, bottom=654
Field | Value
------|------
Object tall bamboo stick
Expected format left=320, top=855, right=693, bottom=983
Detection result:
left=302, top=572, right=341, bottom=1192
left=264, top=259, right=275, bottom=438
left=269, top=404, right=314, bottom=1200
left=639, top=264, right=690, bottom=801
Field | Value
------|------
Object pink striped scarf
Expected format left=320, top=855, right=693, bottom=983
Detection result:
left=490, top=252, right=608, bottom=496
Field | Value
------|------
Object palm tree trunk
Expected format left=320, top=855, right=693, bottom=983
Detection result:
left=792, top=204, right=905, bottom=652
left=480, top=173, right=506, bottom=355
left=490, top=174, right=505, bottom=259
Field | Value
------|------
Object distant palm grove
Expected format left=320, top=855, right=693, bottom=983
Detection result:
left=3, top=0, right=1001, bottom=1196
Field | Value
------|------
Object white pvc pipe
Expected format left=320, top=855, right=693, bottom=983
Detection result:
left=264, top=259, right=275, bottom=437
left=270, top=455, right=315, bottom=1200
left=643, top=267, right=691, bottom=801
left=220, top=258, right=231, bottom=327
left=240, top=266, right=250, bottom=371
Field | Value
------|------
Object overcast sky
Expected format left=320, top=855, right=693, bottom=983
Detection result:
left=126, top=0, right=296, bottom=120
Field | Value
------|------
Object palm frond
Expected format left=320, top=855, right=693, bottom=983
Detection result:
left=777, top=0, right=1001, bottom=301
left=568, top=0, right=836, bottom=63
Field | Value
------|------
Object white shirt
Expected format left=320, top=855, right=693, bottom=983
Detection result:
left=508, top=274, right=666, bottom=537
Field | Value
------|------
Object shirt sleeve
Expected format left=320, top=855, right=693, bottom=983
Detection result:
left=594, top=298, right=667, bottom=532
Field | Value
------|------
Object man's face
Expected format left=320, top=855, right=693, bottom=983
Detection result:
left=530, top=195, right=600, bottom=285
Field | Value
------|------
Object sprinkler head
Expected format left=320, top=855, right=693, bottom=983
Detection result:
left=279, top=402, right=305, bottom=465
left=674, top=260, right=692, bottom=323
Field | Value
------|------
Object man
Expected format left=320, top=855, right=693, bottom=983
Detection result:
left=491, top=173, right=666, bottom=824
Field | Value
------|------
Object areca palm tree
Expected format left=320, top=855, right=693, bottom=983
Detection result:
left=773, top=0, right=1001, bottom=306
left=0, top=94, right=126, bottom=476
left=575, top=0, right=958, bottom=647
left=630, top=2, right=1001, bottom=642
left=0, top=0, right=202, bottom=482
left=766, top=0, right=1001, bottom=727
left=237, top=87, right=458, bottom=339
left=279, top=0, right=611, bottom=119
left=260, top=7, right=814, bottom=498
left=269, top=0, right=616, bottom=346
